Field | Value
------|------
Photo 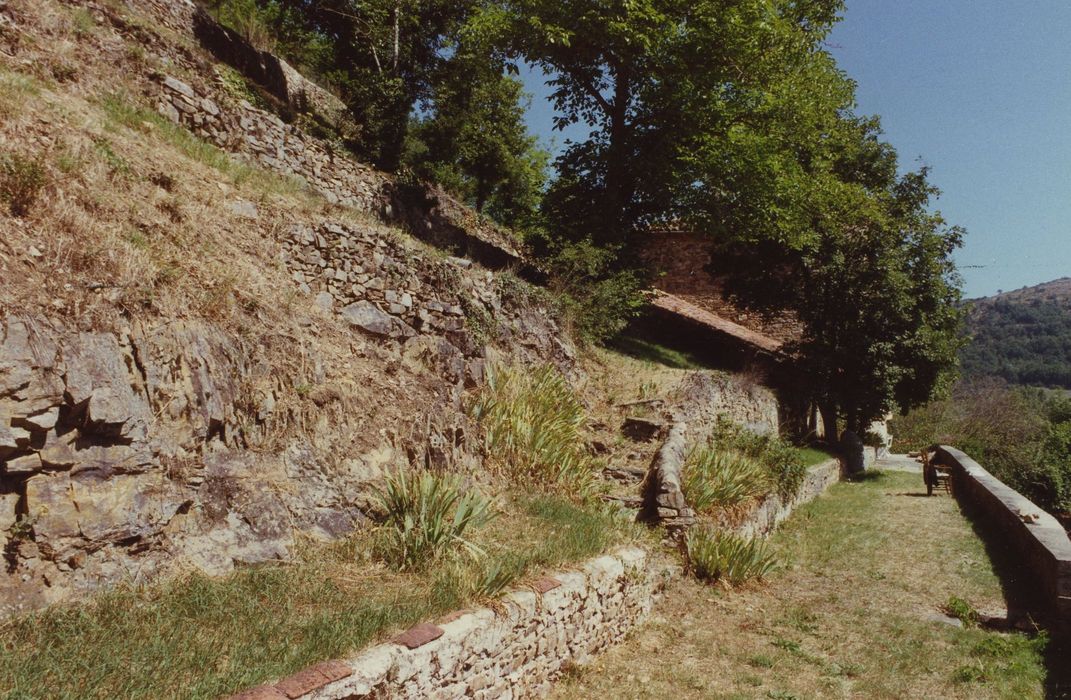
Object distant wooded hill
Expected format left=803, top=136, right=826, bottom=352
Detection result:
left=961, top=278, right=1071, bottom=389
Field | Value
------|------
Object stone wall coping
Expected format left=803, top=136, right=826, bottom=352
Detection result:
left=932, top=445, right=1071, bottom=556
left=931, top=444, right=1071, bottom=627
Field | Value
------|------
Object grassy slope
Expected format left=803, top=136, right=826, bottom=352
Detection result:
left=554, top=471, right=1048, bottom=700
left=0, top=494, right=647, bottom=699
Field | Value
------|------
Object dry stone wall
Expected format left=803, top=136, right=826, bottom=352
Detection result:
left=0, top=220, right=574, bottom=614
left=644, top=372, right=780, bottom=529
left=230, top=547, right=676, bottom=700
left=730, top=458, right=841, bottom=539
left=155, top=73, right=386, bottom=214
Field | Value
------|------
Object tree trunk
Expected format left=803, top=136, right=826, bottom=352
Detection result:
left=820, top=401, right=839, bottom=445
left=601, top=62, right=632, bottom=246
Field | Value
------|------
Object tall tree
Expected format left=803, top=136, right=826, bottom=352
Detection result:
left=245, top=0, right=477, bottom=170
left=405, top=46, right=549, bottom=230
left=480, top=0, right=846, bottom=249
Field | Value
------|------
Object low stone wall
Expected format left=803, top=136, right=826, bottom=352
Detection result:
left=930, top=445, right=1071, bottom=630
left=643, top=372, right=782, bottom=529
left=731, top=457, right=842, bottom=539
left=230, top=547, right=676, bottom=700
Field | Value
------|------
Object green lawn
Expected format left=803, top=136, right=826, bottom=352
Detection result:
left=555, top=471, right=1050, bottom=699
left=607, top=334, right=713, bottom=370
left=798, top=445, right=839, bottom=468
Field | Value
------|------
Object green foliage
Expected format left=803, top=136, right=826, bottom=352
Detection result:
left=210, top=0, right=276, bottom=51
left=373, top=470, right=496, bottom=570
left=711, top=420, right=807, bottom=502
left=404, top=46, right=549, bottom=231
left=683, top=449, right=769, bottom=514
left=892, top=378, right=1071, bottom=515
left=960, top=286, right=1071, bottom=389
left=209, top=0, right=480, bottom=169
left=526, top=236, right=647, bottom=345
left=469, top=363, right=599, bottom=496
left=685, top=527, right=779, bottom=586
left=943, top=596, right=979, bottom=628
left=0, top=152, right=47, bottom=217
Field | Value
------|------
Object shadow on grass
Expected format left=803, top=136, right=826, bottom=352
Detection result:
left=846, top=471, right=886, bottom=483
left=607, top=334, right=711, bottom=370
left=954, top=499, right=1070, bottom=698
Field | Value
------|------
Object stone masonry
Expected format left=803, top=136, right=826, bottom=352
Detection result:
left=644, top=372, right=781, bottom=529
left=230, top=547, right=676, bottom=700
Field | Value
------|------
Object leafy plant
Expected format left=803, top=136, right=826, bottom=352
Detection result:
left=1, top=153, right=47, bottom=217
left=710, top=419, right=807, bottom=502
left=374, top=470, right=496, bottom=571
left=943, top=596, right=979, bottom=627
left=683, top=449, right=769, bottom=514
left=469, top=363, right=599, bottom=497
left=685, top=527, right=779, bottom=586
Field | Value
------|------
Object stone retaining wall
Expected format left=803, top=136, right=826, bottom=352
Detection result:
left=930, top=445, right=1071, bottom=631
left=230, top=546, right=676, bottom=700
left=148, top=48, right=524, bottom=272
left=731, top=457, right=842, bottom=539
left=643, top=372, right=782, bottom=529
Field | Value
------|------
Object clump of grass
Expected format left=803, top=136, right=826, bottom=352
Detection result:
left=0, top=71, right=41, bottom=117
left=469, top=363, right=599, bottom=497
left=711, top=419, right=807, bottom=502
left=374, top=470, right=496, bottom=571
left=683, top=448, right=770, bottom=514
left=0, top=153, right=48, bottom=217
left=686, top=527, right=779, bottom=586
left=943, top=595, right=979, bottom=627
left=68, top=7, right=97, bottom=37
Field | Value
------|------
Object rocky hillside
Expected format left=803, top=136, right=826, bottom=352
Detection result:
left=0, top=0, right=572, bottom=614
left=961, top=278, right=1071, bottom=389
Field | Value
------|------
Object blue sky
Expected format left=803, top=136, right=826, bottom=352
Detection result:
left=521, top=1, right=1071, bottom=299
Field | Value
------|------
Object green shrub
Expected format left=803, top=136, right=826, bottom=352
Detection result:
left=374, top=470, right=496, bottom=571
left=686, top=527, right=779, bottom=586
left=943, top=595, right=979, bottom=627
left=469, top=363, right=599, bottom=497
left=1, top=153, right=47, bottom=217
left=711, top=419, right=807, bottom=502
left=527, top=236, right=648, bottom=345
left=683, top=449, right=769, bottom=514
left=892, top=379, right=1071, bottom=515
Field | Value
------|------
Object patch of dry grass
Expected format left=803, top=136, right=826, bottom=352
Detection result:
left=554, top=471, right=1048, bottom=700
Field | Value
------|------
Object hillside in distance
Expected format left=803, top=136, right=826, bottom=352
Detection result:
left=961, top=277, right=1071, bottom=389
